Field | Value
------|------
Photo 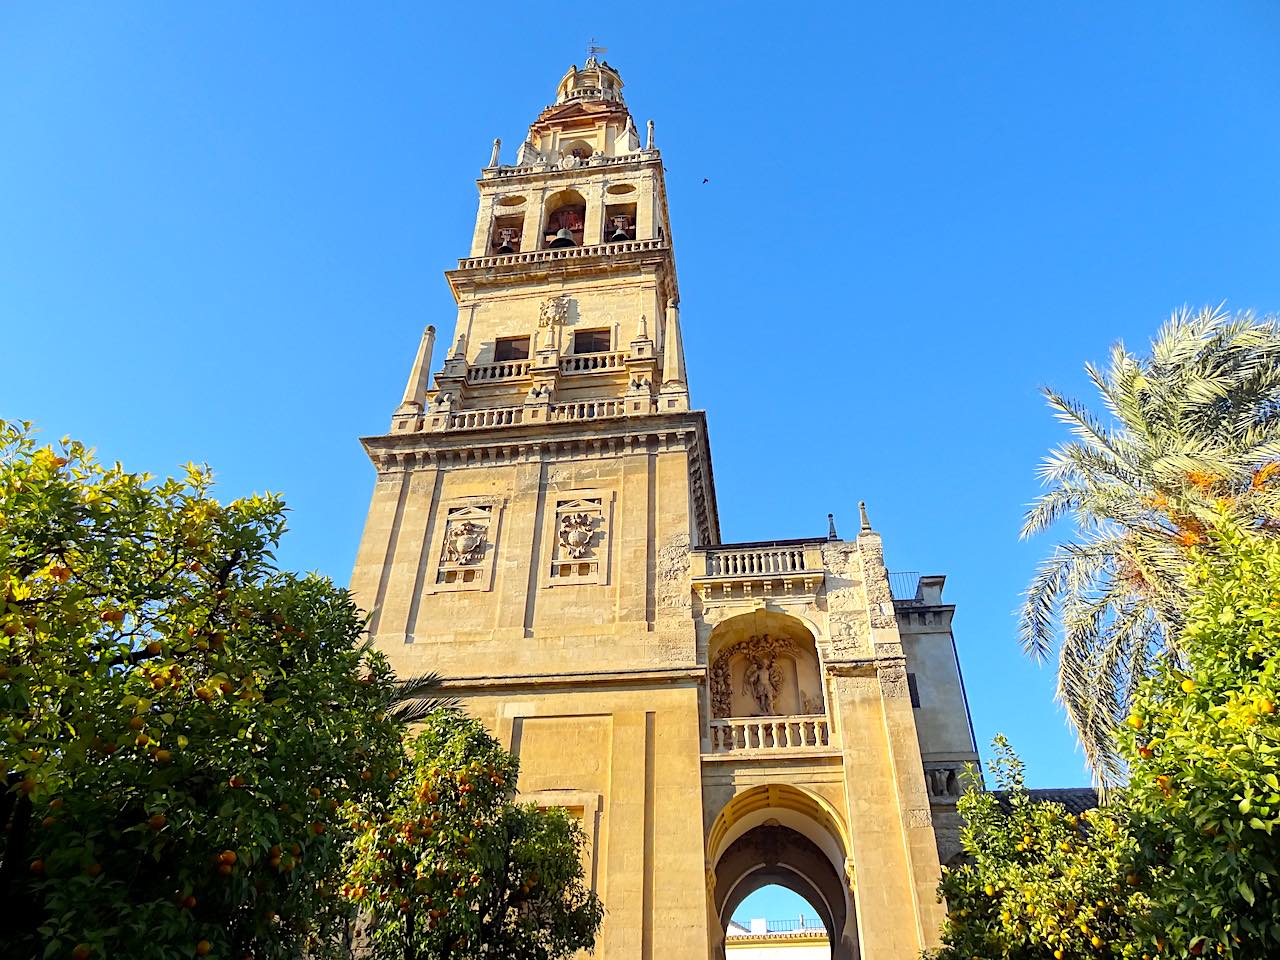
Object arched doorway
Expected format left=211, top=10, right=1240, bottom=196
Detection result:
left=728, top=884, right=830, bottom=957
left=707, top=785, right=859, bottom=960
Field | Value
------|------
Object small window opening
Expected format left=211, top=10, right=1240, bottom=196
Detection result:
left=490, top=215, right=523, bottom=255
left=573, top=329, right=612, bottom=354
left=494, top=336, right=531, bottom=362
left=604, top=202, right=637, bottom=243
left=907, top=673, right=921, bottom=708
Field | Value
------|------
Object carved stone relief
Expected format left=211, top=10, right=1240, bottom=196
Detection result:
left=546, top=494, right=610, bottom=585
left=444, top=520, right=486, bottom=565
left=655, top=533, right=691, bottom=613
left=432, top=501, right=501, bottom=594
left=709, top=633, right=807, bottom=719
left=539, top=294, right=570, bottom=328
left=558, top=512, right=595, bottom=558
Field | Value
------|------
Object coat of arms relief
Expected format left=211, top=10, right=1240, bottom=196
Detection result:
left=558, top=512, right=595, bottom=558
left=539, top=294, right=570, bottom=328
left=444, top=520, right=487, bottom=565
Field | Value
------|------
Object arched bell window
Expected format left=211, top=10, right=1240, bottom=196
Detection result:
left=543, top=190, right=587, bottom=248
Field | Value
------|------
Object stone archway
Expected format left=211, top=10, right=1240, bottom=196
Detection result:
left=707, top=785, right=859, bottom=960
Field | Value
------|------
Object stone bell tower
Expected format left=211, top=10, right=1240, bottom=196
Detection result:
left=351, top=56, right=979, bottom=960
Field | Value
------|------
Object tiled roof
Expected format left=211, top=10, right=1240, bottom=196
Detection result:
left=993, top=787, right=1100, bottom=815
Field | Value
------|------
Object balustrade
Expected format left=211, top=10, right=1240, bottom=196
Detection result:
left=560, top=351, right=627, bottom=374
left=466, top=360, right=531, bottom=384
left=446, top=406, right=524, bottom=430
left=550, top=399, right=625, bottom=422
left=458, top=238, right=666, bottom=270
left=707, top=715, right=830, bottom=753
left=705, top=547, right=808, bottom=577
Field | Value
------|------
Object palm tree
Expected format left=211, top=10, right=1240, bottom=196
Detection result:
left=1020, top=305, right=1280, bottom=782
left=384, top=670, right=458, bottom=724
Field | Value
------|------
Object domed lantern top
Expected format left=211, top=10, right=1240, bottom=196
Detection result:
left=555, top=57, right=625, bottom=105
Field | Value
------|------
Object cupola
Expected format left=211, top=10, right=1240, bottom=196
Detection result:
left=554, top=56, right=625, bottom=105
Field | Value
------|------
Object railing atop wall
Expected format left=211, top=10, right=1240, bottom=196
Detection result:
left=560, top=351, right=627, bottom=374
left=550, top=399, right=626, bottom=422
left=483, top=151, right=659, bottom=180
left=457, top=238, right=667, bottom=270
left=466, top=360, right=531, bottom=384
left=705, top=546, right=808, bottom=577
left=707, top=716, right=830, bottom=753
left=446, top=406, right=524, bottom=430
left=888, top=570, right=922, bottom=603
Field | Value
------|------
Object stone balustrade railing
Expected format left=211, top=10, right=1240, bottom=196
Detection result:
left=446, top=406, right=524, bottom=430
left=483, top=151, right=659, bottom=180
left=466, top=360, right=532, bottom=384
left=457, top=238, right=667, bottom=270
left=550, top=399, right=626, bottom=422
left=560, top=351, right=627, bottom=374
left=706, top=546, right=808, bottom=577
left=707, top=716, right=830, bottom=753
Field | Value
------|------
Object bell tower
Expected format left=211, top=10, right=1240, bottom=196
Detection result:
left=352, top=56, right=977, bottom=960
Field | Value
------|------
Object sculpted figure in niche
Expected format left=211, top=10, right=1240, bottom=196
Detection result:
left=558, top=512, right=595, bottom=558
left=743, top=657, right=778, bottom=715
left=444, top=521, right=486, bottom=565
left=710, top=633, right=792, bottom=718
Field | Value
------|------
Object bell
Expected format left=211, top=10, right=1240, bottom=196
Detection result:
left=609, top=226, right=630, bottom=242
left=549, top=228, right=576, bottom=248
left=496, top=241, right=515, bottom=254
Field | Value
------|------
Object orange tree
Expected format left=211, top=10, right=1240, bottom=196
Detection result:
left=0, top=421, right=405, bottom=960
left=344, top=711, right=603, bottom=960
left=933, top=737, right=1148, bottom=960
left=1118, top=519, right=1280, bottom=958
left=935, top=518, right=1280, bottom=959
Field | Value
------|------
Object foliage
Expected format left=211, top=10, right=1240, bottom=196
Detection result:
left=937, top=522, right=1280, bottom=958
left=1020, top=305, right=1280, bottom=780
left=0, top=421, right=406, bottom=960
left=344, top=711, right=603, bottom=960
left=1118, top=518, right=1280, bottom=957
left=934, top=737, right=1148, bottom=960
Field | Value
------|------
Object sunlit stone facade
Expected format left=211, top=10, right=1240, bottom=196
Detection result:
left=351, top=58, right=979, bottom=960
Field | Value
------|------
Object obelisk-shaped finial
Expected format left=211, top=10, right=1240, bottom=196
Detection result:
left=396, top=325, right=436, bottom=414
left=859, top=501, right=873, bottom=533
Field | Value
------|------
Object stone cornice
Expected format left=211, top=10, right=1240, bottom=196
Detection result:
left=437, top=665, right=704, bottom=691
left=361, top=409, right=722, bottom=545
left=823, top=656, right=909, bottom=677
left=446, top=239, right=677, bottom=306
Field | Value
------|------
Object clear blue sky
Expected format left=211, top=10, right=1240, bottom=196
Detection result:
left=3, top=2, right=1278, bottom=924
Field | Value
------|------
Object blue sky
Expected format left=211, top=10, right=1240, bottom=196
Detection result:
left=3, top=1, right=1278, bottom=928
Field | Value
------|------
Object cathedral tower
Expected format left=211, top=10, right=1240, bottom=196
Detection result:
left=351, top=57, right=979, bottom=960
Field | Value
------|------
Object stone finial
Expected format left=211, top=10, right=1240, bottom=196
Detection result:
left=661, top=299, right=685, bottom=385
left=637, top=313, right=648, bottom=339
left=646, top=119, right=655, bottom=150
left=859, top=501, right=873, bottom=533
left=396, top=325, right=436, bottom=414
left=488, top=137, right=501, bottom=167
left=451, top=333, right=466, bottom=359
left=827, top=513, right=838, bottom=541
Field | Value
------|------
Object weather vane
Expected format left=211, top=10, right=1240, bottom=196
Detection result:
left=586, top=37, right=608, bottom=59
